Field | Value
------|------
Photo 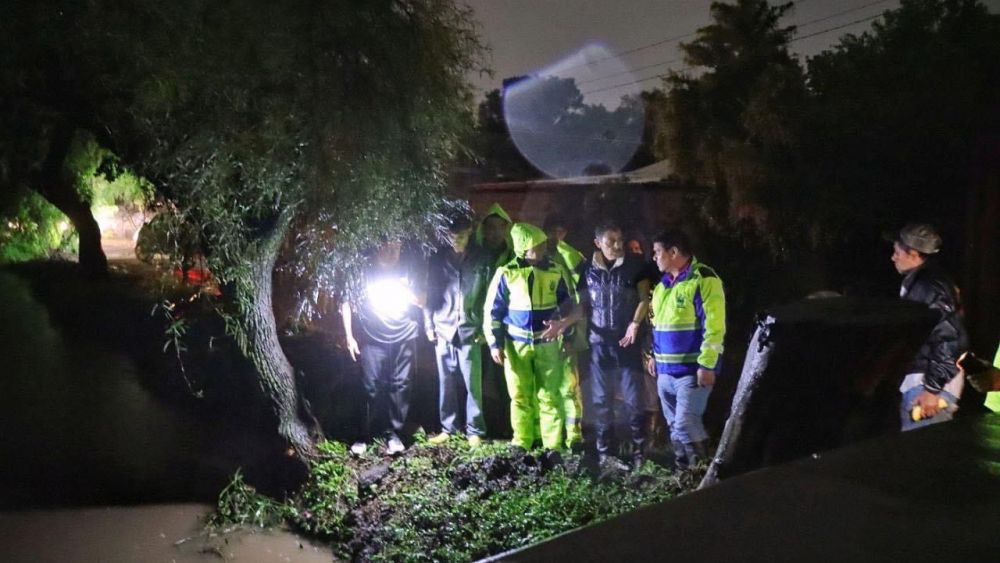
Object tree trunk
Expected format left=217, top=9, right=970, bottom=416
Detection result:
left=31, top=122, right=108, bottom=277
left=230, top=210, right=322, bottom=463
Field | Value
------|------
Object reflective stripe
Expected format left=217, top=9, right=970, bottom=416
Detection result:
left=654, top=352, right=701, bottom=363
left=652, top=322, right=699, bottom=331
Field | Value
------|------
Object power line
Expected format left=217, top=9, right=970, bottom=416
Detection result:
left=580, top=12, right=886, bottom=97
left=575, top=0, right=894, bottom=88
left=555, top=0, right=819, bottom=75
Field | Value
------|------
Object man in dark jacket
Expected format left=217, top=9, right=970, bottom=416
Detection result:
left=424, top=215, right=488, bottom=446
left=890, top=223, right=968, bottom=431
left=583, top=221, right=651, bottom=469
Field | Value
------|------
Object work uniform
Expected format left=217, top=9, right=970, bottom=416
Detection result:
left=424, top=245, right=489, bottom=437
left=485, top=224, right=574, bottom=450
left=552, top=239, right=587, bottom=449
left=651, top=258, right=725, bottom=460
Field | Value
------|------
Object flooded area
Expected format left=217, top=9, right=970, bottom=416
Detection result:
left=0, top=271, right=219, bottom=507
left=0, top=271, right=330, bottom=561
left=0, top=504, right=332, bottom=563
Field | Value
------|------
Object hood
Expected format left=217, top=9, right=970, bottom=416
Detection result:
left=473, top=202, right=513, bottom=247
left=510, top=223, right=548, bottom=257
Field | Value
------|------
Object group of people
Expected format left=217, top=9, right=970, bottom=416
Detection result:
left=340, top=209, right=995, bottom=467
left=341, top=203, right=726, bottom=469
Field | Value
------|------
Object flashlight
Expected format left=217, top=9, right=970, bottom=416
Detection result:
left=367, top=277, right=416, bottom=319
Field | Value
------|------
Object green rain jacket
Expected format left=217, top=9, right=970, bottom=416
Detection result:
left=986, top=345, right=1000, bottom=413
left=463, top=203, right=514, bottom=343
left=650, top=257, right=726, bottom=376
left=473, top=203, right=514, bottom=269
left=551, top=240, right=587, bottom=348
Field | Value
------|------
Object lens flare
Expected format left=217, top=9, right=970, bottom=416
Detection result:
left=503, top=44, right=645, bottom=179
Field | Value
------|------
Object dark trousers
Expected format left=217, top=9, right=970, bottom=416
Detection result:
left=360, top=338, right=415, bottom=442
left=589, top=343, right=647, bottom=455
left=481, top=344, right=512, bottom=439
left=435, top=337, right=485, bottom=436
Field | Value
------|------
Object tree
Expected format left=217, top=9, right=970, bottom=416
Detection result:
left=657, top=0, right=809, bottom=250
left=0, top=1, right=132, bottom=276
left=806, top=0, right=1000, bottom=345
left=472, top=86, right=542, bottom=181
left=2, top=0, right=485, bottom=462
left=112, top=0, right=486, bottom=461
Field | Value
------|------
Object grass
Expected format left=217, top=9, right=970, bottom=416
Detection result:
left=211, top=435, right=705, bottom=562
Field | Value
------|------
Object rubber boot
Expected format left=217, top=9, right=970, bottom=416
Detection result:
left=631, top=451, right=645, bottom=471
left=685, top=440, right=711, bottom=466
left=671, top=440, right=689, bottom=470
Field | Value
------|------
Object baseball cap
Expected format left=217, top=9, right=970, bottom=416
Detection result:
left=888, top=223, right=942, bottom=255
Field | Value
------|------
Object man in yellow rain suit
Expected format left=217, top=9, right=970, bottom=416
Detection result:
left=484, top=223, right=579, bottom=453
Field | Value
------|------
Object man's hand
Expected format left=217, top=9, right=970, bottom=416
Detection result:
left=346, top=336, right=361, bottom=362
left=619, top=321, right=640, bottom=348
left=912, top=389, right=943, bottom=419
left=490, top=348, right=505, bottom=365
left=645, top=354, right=656, bottom=377
left=697, top=368, right=715, bottom=387
left=540, top=318, right=568, bottom=341
left=426, top=329, right=436, bottom=343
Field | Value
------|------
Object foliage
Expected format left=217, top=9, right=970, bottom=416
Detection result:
left=212, top=438, right=704, bottom=561
left=0, top=190, right=77, bottom=263
left=471, top=87, right=542, bottom=181
left=0, top=127, right=151, bottom=264
left=804, top=0, right=1000, bottom=277
left=211, top=469, right=293, bottom=529
left=656, top=0, right=809, bottom=255
left=113, top=0, right=488, bottom=300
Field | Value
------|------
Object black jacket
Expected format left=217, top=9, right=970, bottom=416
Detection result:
left=424, top=246, right=489, bottom=345
left=583, top=253, right=648, bottom=345
left=900, top=263, right=968, bottom=392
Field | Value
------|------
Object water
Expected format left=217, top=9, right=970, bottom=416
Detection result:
left=0, top=272, right=276, bottom=508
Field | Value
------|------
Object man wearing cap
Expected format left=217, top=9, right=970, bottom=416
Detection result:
left=484, top=223, right=579, bottom=453
left=889, top=223, right=968, bottom=431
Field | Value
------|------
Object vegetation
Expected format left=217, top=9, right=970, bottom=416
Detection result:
left=212, top=438, right=704, bottom=561
left=0, top=130, right=150, bottom=265
left=3, top=0, right=489, bottom=462
left=0, top=191, right=77, bottom=263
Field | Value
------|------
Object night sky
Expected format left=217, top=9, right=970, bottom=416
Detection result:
left=465, top=0, right=1000, bottom=102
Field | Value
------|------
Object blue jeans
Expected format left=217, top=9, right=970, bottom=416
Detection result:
left=899, top=386, right=957, bottom=432
left=435, top=337, right=485, bottom=436
left=657, top=374, right=712, bottom=444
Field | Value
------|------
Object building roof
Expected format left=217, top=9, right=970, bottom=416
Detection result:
left=471, top=159, right=682, bottom=192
